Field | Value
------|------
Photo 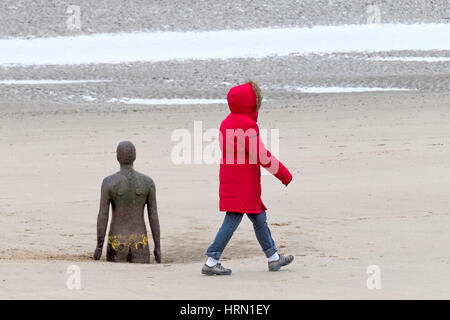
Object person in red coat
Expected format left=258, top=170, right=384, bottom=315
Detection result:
left=202, top=80, right=294, bottom=275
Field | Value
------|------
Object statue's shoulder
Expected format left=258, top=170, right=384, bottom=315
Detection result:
left=102, top=172, right=124, bottom=187
left=134, top=171, right=155, bottom=188
left=139, top=173, right=155, bottom=190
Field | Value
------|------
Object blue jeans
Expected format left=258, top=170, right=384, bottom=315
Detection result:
left=206, top=210, right=278, bottom=260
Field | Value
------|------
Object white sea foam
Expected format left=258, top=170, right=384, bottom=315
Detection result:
left=367, top=57, right=450, bottom=62
left=108, top=87, right=414, bottom=106
left=108, top=98, right=227, bottom=105
left=0, top=24, right=449, bottom=65
left=0, top=79, right=111, bottom=84
left=82, top=95, right=97, bottom=101
left=289, top=87, right=415, bottom=93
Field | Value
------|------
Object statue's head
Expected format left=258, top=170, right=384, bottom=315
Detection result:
left=117, top=141, right=136, bottom=165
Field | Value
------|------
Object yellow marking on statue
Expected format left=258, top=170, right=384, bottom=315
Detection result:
left=142, top=234, right=148, bottom=247
left=108, top=234, right=148, bottom=251
left=112, top=239, right=120, bottom=250
left=135, top=234, right=148, bottom=250
left=108, top=235, right=122, bottom=250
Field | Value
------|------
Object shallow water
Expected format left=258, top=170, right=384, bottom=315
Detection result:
left=1, top=24, right=449, bottom=65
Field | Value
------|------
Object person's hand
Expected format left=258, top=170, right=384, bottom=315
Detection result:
left=282, top=174, right=293, bottom=187
left=93, top=247, right=102, bottom=260
left=154, top=247, right=161, bottom=263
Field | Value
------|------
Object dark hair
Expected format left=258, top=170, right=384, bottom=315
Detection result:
left=246, top=79, right=262, bottom=111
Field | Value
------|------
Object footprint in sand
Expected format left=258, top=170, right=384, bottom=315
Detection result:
left=272, top=222, right=291, bottom=227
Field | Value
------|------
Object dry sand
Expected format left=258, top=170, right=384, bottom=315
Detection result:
left=0, top=91, right=449, bottom=299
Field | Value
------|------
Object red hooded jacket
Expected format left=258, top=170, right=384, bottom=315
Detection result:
left=219, top=83, right=293, bottom=214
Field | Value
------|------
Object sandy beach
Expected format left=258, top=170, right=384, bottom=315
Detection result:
left=0, top=91, right=449, bottom=299
left=0, top=0, right=449, bottom=300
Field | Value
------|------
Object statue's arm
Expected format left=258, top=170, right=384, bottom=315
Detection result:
left=93, top=178, right=111, bottom=260
left=147, top=180, right=161, bottom=263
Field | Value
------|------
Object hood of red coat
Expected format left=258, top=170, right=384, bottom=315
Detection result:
left=227, top=83, right=258, bottom=122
